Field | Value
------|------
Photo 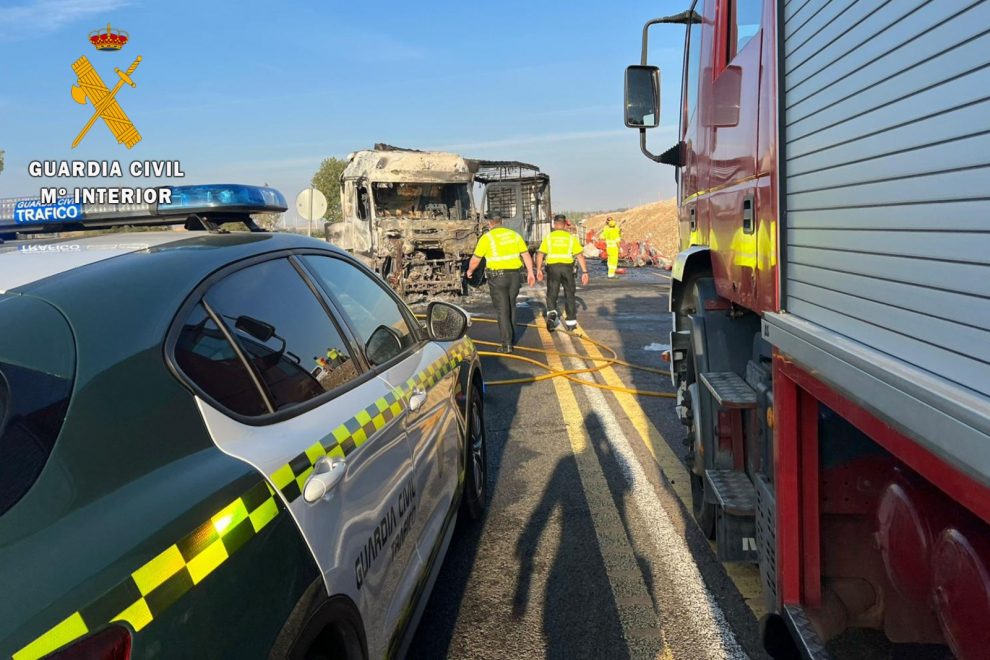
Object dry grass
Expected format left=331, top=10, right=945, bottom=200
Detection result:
left=583, top=198, right=680, bottom=258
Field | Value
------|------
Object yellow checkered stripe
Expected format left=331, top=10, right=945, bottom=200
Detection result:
left=271, top=340, right=475, bottom=505
left=13, top=481, right=280, bottom=660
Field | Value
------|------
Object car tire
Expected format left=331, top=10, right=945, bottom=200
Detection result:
left=460, top=386, right=487, bottom=521
left=289, top=596, right=367, bottom=660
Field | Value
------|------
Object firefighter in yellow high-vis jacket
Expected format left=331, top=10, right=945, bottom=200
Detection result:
left=599, top=217, right=622, bottom=278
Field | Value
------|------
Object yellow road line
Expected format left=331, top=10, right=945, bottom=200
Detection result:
left=652, top=272, right=672, bottom=280
left=538, top=324, right=673, bottom=660
left=573, top=323, right=766, bottom=620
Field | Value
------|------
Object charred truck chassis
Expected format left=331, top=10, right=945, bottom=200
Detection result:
left=376, top=220, right=482, bottom=297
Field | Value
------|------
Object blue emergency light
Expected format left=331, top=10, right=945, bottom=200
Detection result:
left=0, top=184, right=288, bottom=237
left=157, top=184, right=287, bottom=215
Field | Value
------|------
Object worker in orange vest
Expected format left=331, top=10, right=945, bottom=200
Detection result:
left=598, top=217, right=622, bottom=278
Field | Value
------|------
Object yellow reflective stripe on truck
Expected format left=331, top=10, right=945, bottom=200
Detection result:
left=13, top=481, right=280, bottom=660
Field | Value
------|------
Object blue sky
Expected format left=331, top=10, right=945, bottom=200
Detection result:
left=0, top=0, right=688, bottom=223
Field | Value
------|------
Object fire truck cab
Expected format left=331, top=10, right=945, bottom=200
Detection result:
left=627, top=1, right=990, bottom=658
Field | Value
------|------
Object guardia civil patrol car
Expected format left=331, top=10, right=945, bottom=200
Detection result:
left=0, top=185, right=487, bottom=660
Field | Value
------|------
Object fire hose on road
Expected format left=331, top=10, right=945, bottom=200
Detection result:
left=467, top=317, right=676, bottom=398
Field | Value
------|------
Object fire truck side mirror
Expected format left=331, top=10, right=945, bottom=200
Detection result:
left=624, top=65, right=661, bottom=129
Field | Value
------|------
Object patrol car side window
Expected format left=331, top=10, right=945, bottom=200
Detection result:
left=300, top=255, right=417, bottom=367
left=174, top=303, right=270, bottom=416
left=205, top=259, right=360, bottom=411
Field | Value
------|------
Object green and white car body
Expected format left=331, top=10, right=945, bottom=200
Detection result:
left=0, top=186, right=486, bottom=660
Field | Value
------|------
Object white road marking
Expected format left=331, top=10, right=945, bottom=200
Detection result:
left=557, top=330, right=748, bottom=660
left=537, top=324, right=671, bottom=659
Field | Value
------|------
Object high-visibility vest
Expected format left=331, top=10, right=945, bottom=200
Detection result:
left=474, top=226, right=527, bottom=270
left=539, top=230, right=582, bottom=264
left=602, top=226, right=621, bottom=248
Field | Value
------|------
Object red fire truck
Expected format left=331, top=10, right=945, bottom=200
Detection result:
left=625, top=1, right=990, bottom=658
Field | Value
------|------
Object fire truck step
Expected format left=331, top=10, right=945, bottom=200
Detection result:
left=699, top=372, right=757, bottom=409
left=706, top=469, right=759, bottom=563
left=704, top=469, right=756, bottom=516
left=782, top=604, right=831, bottom=659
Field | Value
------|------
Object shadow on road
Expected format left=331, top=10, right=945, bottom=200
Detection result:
left=507, top=410, right=637, bottom=660
left=582, top=408, right=660, bottom=623
left=406, top=306, right=534, bottom=659
left=603, top=287, right=771, bottom=658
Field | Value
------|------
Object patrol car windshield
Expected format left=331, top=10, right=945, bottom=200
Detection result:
left=372, top=182, right=473, bottom=220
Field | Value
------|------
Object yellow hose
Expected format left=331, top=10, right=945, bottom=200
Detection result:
left=443, top=316, right=676, bottom=398
left=478, top=350, right=675, bottom=398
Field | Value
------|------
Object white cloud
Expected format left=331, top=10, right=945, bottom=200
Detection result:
left=0, top=0, right=132, bottom=39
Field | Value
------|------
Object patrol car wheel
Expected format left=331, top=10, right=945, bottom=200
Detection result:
left=461, top=387, right=487, bottom=521
left=291, top=596, right=367, bottom=660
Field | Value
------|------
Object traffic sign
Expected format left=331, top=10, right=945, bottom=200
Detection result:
left=296, top=188, right=328, bottom=237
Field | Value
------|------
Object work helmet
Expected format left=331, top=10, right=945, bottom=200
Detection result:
left=607, top=217, right=616, bottom=226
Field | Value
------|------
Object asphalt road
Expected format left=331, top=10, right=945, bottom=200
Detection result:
left=407, top=263, right=952, bottom=660
left=408, top=263, right=764, bottom=660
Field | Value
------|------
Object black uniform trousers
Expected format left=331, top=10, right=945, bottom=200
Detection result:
left=487, top=269, right=521, bottom=346
left=546, top=262, right=577, bottom=320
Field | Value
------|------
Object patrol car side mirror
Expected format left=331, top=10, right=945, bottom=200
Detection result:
left=427, top=302, right=470, bottom=342
left=235, top=315, right=276, bottom=343
left=366, top=325, right=403, bottom=366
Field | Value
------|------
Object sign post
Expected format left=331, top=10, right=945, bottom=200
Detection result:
left=295, top=188, right=328, bottom=238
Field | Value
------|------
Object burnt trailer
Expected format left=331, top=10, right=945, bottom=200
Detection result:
left=470, top=160, right=553, bottom=251
left=328, top=145, right=485, bottom=297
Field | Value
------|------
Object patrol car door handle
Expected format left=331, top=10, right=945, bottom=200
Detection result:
left=302, top=457, right=346, bottom=504
left=408, top=388, right=427, bottom=413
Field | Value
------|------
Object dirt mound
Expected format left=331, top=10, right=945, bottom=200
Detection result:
left=584, top=199, right=680, bottom=258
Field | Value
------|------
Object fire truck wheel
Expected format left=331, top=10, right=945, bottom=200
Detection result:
left=684, top=276, right=717, bottom=540
left=691, top=471, right=716, bottom=539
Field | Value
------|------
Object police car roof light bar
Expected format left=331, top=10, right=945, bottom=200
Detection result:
left=0, top=184, right=288, bottom=237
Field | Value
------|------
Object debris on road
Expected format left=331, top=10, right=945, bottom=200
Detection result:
left=584, top=199, right=679, bottom=265
left=643, top=343, right=669, bottom=352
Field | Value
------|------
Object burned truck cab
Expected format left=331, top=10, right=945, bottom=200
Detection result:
left=330, top=144, right=486, bottom=297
